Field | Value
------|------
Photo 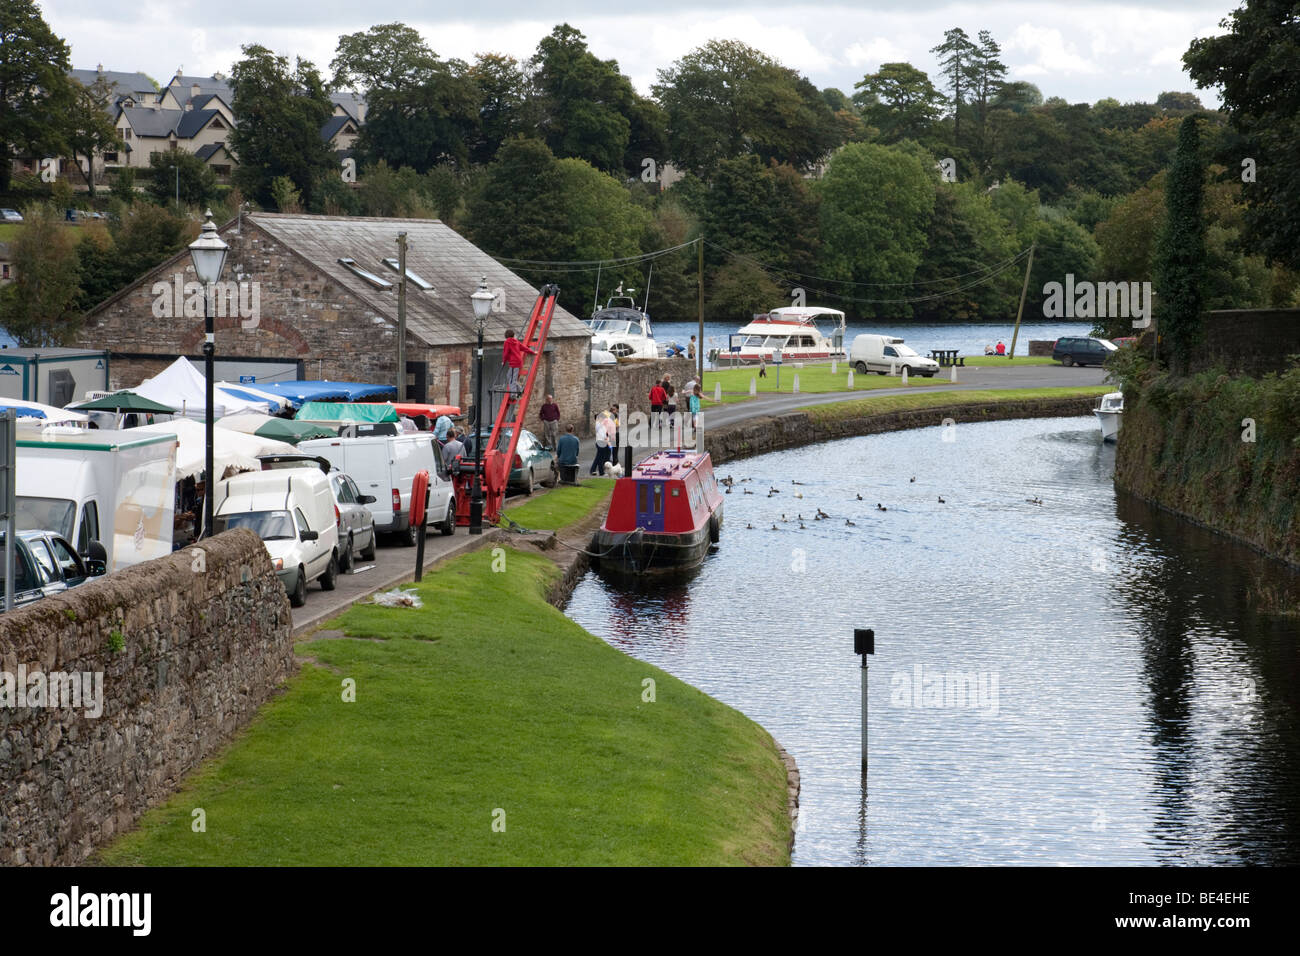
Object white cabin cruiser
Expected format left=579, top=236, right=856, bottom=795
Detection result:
left=1095, top=391, right=1123, bottom=442
left=586, top=285, right=658, bottom=361
left=725, top=307, right=846, bottom=364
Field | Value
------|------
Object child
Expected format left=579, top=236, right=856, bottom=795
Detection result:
left=502, top=329, right=536, bottom=396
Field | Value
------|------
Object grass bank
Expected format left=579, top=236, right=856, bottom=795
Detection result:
left=801, top=386, right=1110, bottom=423
left=706, top=363, right=925, bottom=403
left=502, top=478, right=615, bottom=529
left=101, top=497, right=791, bottom=866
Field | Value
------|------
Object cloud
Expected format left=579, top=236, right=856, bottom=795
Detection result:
left=843, top=38, right=907, bottom=70
left=1004, top=23, right=1101, bottom=76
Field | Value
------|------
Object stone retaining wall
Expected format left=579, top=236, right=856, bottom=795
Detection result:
left=0, top=529, right=293, bottom=865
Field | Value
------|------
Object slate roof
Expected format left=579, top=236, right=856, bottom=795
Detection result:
left=194, top=143, right=232, bottom=161
left=119, top=106, right=222, bottom=139
left=234, top=214, right=590, bottom=348
left=175, top=108, right=222, bottom=138
left=69, top=68, right=156, bottom=101
left=166, top=75, right=232, bottom=105
left=320, top=115, right=356, bottom=143
left=330, top=91, right=366, bottom=121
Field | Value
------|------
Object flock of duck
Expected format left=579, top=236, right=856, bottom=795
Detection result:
left=716, top=474, right=1046, bottom=531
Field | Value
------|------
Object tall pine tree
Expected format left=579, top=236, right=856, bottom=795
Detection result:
left=1152, top=116, right=1207, bottom=373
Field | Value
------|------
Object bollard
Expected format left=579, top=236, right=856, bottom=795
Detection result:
left=793, top=373, right=800, bottom=394
left=847, top=369, right=854, bottom=389
left=901, top=367, right=909, bottom=386
left=831, top=358, right=837, bottom=374
left=749, top=378, right=757, bottom=396
left=890, top=361, right=896, bottom=376
left=950, top=364, right=958, bottom=383
left=714, top=382, right=721, bottom=402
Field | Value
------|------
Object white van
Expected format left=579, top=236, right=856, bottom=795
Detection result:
left=849, top=334, right=940, bottom=377
left=297, top=433, right=455, bottom=545
left=212, top=468, right=339, bottom=608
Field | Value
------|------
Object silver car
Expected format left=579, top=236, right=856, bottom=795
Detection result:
left=329, top=471, right=377, bottom=571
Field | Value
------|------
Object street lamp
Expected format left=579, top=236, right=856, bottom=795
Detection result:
left=469, top=276, right=494, bottom=535
left=188, top=208, right=229, bottom=539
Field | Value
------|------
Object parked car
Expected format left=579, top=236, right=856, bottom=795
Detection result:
left=460, top=427, right=558, bottom=495
left=0, top=530, right=105, bottom=611
left=329, top=471, right=377, bottom=571
left=211, top=468, right=340, bottom=608
left=849, top=334, right=940, bottom=377
left=1052, top=336, right=1119, bottom=367
left=1, top=208, right=23, bottom=223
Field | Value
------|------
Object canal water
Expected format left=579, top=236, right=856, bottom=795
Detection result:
left=565, top=417, right=1300, bottom=865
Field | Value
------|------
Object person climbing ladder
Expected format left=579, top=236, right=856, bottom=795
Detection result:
left=502, top=328, right=536, bottom=398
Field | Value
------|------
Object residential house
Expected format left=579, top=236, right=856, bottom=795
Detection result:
left=75, top=213, right=595, bottom=434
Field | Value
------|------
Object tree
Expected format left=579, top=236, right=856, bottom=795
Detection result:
left=1028, top=217, right=1101, bottom=319
left=931, top=27, right=978, bottom=147
left=356, top=60, right=481, bottom=172
left=701, top=155, right=820, bottom=278
left=110, top=202, right=193, bottom=280
left=913, top=182, right=1020, bottom=321
left=146, top=150, right=216, bottom=207
left=531, top=24, right=634, bottom=173
left=0, top=0, right=72, bottom=191
left=0, top=204, right=81, bottom=345
left=852, top=63, right=944, bottom=145
left=229, top=44, right=334, bottom=209
left=1152, top=116, right=1207, bottom=372
left=64, top=73, right=121, bottom=197
left=990, top=81, right=1042, bottom=114
left=330, top=22, right=435, bottom=94
left=968, top=30, right=1008, bottom=170
left=814, top=142, right=936, bottom=319
left=1185, top=0, right=1300, bottom=268
left=1155, top=91, right=1203, bottom=113
left=655, top=39, right=839, bottom=179
left=466, top=52, right=537, bottom=165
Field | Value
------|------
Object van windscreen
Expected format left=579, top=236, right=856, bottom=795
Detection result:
left=15, top=497, right=76, bottom=540
left=213, top=510, right=295, bottom=540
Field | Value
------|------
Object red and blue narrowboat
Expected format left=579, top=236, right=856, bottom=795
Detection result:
left=591, top=450, right=724, bottom=575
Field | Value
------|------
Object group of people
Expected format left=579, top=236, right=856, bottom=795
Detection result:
left=984, top=341, right=1008, bottom=356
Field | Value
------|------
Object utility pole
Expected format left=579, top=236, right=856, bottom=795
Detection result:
left=697, top=237, right=704, bottom=382
left=1009, top=242, right=1035, bottom=360
left=396, top=232, right=408, bottom=400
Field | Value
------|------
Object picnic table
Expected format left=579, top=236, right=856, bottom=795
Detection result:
left=929, top=349, right=965, bottom=367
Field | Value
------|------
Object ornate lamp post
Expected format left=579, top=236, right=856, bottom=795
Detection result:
left=188, top=209, right=229, bottom=538
left=469, top=277, right=495, bottom=534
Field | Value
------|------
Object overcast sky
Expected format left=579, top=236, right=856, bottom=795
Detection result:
left=44, top=0, right=1235, bottom=107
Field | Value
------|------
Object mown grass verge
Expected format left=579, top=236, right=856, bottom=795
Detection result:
left=99, top=545, right=790, bottom=866
left=801, top=386, right=1111, bottom=423
left=502, top=478, right=615, bottom=530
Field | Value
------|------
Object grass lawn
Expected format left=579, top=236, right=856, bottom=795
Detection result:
left=99, top=546, right=791, bottom=866
left=802, top=386, right=1110, bottom=423
left=960, top=355, right=1055, bottom=367
left=705, top=363, right=930, bottom=404
left=0, top=223, right=21, bottom=242
left=503, top=478, right=615, bottom=530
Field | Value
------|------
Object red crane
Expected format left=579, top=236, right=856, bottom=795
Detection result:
left=453, top=284, right=560, bottom=526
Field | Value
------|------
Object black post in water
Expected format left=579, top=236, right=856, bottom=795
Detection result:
left=854, top=628, right=875, bottom=771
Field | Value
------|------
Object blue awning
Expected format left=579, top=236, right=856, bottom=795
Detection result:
left=0, top=405, right=46, bottom=418
left=253, top=380, right=398, bottom=408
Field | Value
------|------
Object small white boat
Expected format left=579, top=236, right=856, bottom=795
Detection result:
left=587, top=285, right=658, bottom=361
left=724, top=307, right=846, bottom=364
left=1095, top=391, right=1123, bottom=442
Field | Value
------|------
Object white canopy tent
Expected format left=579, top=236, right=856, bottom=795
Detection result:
left=132, top=357, right=275, bottom=419
left=128, top=418, right=295, bottom=480
left=5, top=398, right=90, bottom=423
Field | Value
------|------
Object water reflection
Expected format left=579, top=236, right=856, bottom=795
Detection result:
left=566, top=417, right=1300, bottom=865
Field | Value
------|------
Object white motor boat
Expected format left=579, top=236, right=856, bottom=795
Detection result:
left=586, top=285, right=658, bottom=361
left=724, top=307, right=846, bottom=364
left=1095, top=391, right=1123, bottom=442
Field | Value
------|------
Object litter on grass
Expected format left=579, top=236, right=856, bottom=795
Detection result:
left=372, top=587, right=423, bottom=608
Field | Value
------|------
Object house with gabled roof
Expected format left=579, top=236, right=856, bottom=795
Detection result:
left=75, top=213, right=595, bottom=435
left=115, top=103, right=235, bottom=169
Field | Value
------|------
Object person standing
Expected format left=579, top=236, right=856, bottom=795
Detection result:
left=688, top=335, right=697, bottom=361
left=502, top=329, right=536, bottom=396
left=591, top=413, right=612, bottom=475
left=688, top=384, right=702, bottom=443
left=662, top=375, right=677, bottom=443
left=433, top=413, right=453, bottom=440
left=649, top=378, right=667, bottom=438
left=607, top=403, right=621, bottom=465
left=539, top=393, right=560, bottom=448
left=556, top=424, right=581, bottom=484
left=440, top=428, right=465, bottom=471
left=758, top=357, right=768, bottom=378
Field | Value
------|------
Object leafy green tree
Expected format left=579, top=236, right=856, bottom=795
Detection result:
left=467, top=53, right=537, bottom=165
left=64, top=73, right=120, bottom=197
left=110, top=201, right=193, bottom=280
left=464, top=137, right=649, bottom=317
left=1185, top=0, right=1300, bottom=268
left=655, top=39, right=839, bottom=179
left=330, top=22, right=434, bottom=94
left=1095, top=172, right=1166, bottom=282
left=852, top=63, right=944, bottom=145
left=1027, top=216, right=1101, bottom=318
left=229, top=44, right=334, bottom=209
left=931, top=28, right=978, bottom=147
left=1155, top=91, right=1203, bottom=113
left=989, top=178, right=1040, bottom=247
left=968, top=31, right=1008, bottom=171
left=0, top=203, right=80, bottom=345
left=110, top=165, right=136, bottom=206
left=639, top=197, right=698, bottom=323
left=0, top=0, right=72, bottom=191
left=146, top=150, right=216, bottom=207
left=814, top=142, right=936, bottom=319
left=622, top=93, right=668, bottom=179
left=913, top=181, right=1020, bottom=321
left=531, top=24, right=634, bottom=174
left=707, top=259, right=784, bottom=320
left=1152, top=116, right=1207, bottom=372
left=358, top=63, right=481, bottom=172
left=990, top=81, right=1042, bottom=114
left=701, top=155, right=819, bottom=277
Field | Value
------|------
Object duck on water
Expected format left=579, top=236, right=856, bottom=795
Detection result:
left=590, top=450, right=724, bottom=576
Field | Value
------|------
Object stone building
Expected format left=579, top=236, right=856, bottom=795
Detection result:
left=76, top=212, right=595, bottom=435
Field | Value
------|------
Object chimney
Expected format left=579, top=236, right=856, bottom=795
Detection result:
left=191, top=83, right=200, bottom=98
left=97, top=63, right=104, bottom=74
left=184, top=102, right=192, bottom=111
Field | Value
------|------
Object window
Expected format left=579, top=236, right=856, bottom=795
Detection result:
left=211, top=117, right=225, bottom=128
left=123, top=129, right=132, bottom=140
left=79, top=501, right=99, bottom=553
left=334, top=477, right=355, bottom=504
left=294, top=508, right=311, bottom=537
left=17, top=497, right=76, bottom=540
left=799, top=336, right=815, bottom=347
left=346, top=477, right=363, bottom=501
left=628, top=321, right=642, bottom=336
left=379, top=259, right=434, bottom=290
left=764, top=336, right=789, bottom=349
left=51, top=538, right=82, bottom=579
left=338, top=258, right=393, bottom=290
left=29, top=540, right=59, bottom=584
left=884, top=346, right=898, bottom=358
left=2, top=265, right=9, bottom=279
left=653, top=483, right=663, bottom=513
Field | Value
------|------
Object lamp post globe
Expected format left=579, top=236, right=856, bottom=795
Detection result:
left=187, top=209, right=230, bottom=540
left=469, top=277, right=493, bottom=535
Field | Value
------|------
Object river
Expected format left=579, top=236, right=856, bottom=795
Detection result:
left=564, top=416, right=1300, bottom=865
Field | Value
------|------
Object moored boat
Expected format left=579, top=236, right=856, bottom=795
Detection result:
left=1095, top=391, right=1123, bottom=442
left=591, top=450, right=723, bottom=575
left=724, top=307, right=846, bottom=364
left=586, top=284, right=658, bottom=361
